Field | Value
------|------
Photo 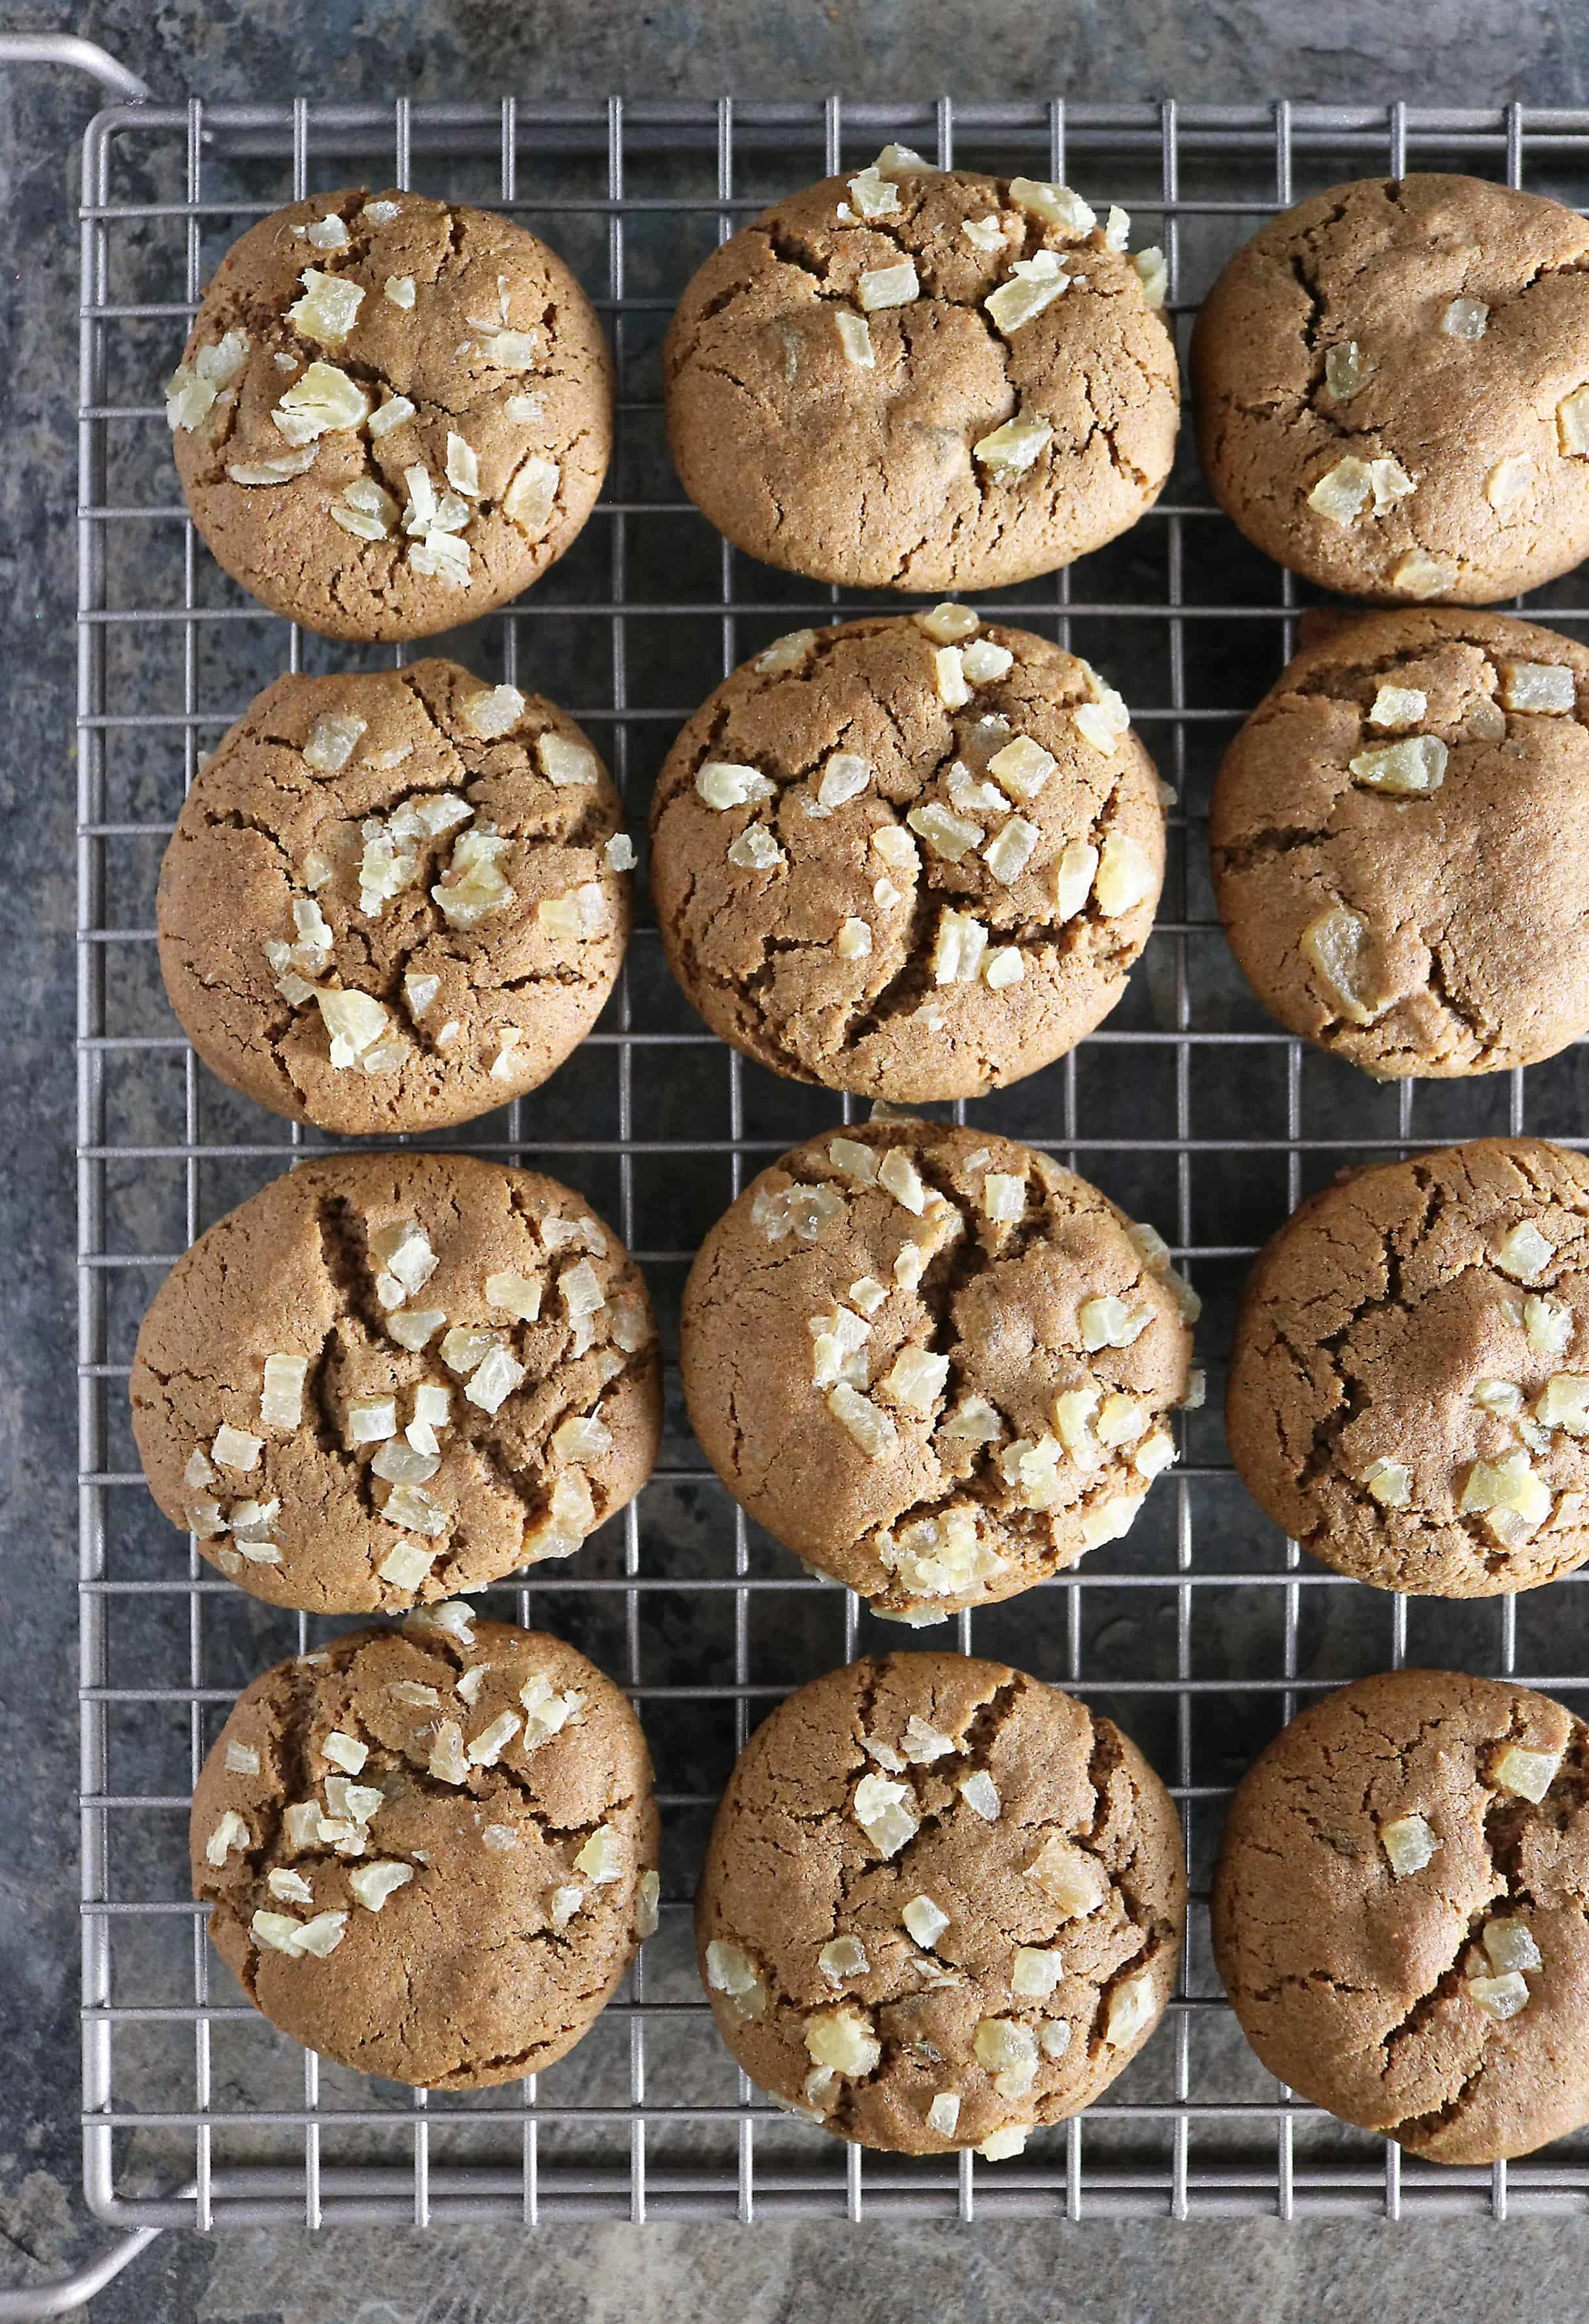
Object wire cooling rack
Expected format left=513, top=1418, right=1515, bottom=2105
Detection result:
left=65, top=82, right=1589, bottom=2255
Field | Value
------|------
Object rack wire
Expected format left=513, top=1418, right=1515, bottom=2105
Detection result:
left=73, top=93, right=1589, bottom=2240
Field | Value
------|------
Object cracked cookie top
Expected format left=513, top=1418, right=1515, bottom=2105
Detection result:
left=167, top=189, right=611, bottom=641
left=695, top=1653, right=1185, bottom=2156
left=192, top=1619, right=658, bottom=2090
left=157, top=662, right=632, bottom=1136
left=1194, top=174, right=1589, bottom=604
left=662, top=153, right=1178, bottom=592
left=679, top=1122, right=1199, bottom=1619
left=648, top=613, right=1166, bottom=1101
left=130, top=1153, right=661, bottom=1615
left=1213, top=1667, right=1589, bottom=2164
left=1228, top=1137, right=1589, bottom=1598
left=1211, top=608, right=1589, bottom=1079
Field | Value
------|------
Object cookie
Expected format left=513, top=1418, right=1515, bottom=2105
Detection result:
left=1211, top=607, right=1589, bottom=1078
left=130, top=1153, right=661, bottom=1615
left=680, top=1122, right=1198, bottom=1619
left=157, top=662, right=632, bottom=1136
left=192, top=1618, right=659, bottom=2090
left=1194, top=174, right=1589, bottom=604
left=165, top=188, right=611, bottom=640
left=696, top=1653, right=1184, bottom=2155
left=649, top=614, right=1165, bottom=1102
left=1214, top=1668, right=1589, bottom=2164
left=663, top=152, right=1177, bottom=592
left=1228, top=1137, right=1589, bottom=1598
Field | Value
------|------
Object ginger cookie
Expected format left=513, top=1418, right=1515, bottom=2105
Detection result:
left=157, top=662, right=632, bottom=1136
left=165, top=188, right=611, bottom=640
left=695, top=1653, right=1185, bottom=2156
left=1228, top=1137, right=1589, bottom=1598
left=648, top=613, right=1165, bottom=1102
left=192, top=1619, right=659, bottom=2090
left=680, top=1122, right=1199, bottom=1620
left=663, top=150, right=1177, bottom=592
left=1211, top=607, right=1589, bottom=1077
left=131, top=1153, right=660, bottom=1615
left=1194, top=174, right=1589, bottom=604
left=1214, top=1668, right=1589, bottom=2164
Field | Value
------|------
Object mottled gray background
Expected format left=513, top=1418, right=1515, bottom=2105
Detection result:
left=6, top=1, right=1589, bottom=2317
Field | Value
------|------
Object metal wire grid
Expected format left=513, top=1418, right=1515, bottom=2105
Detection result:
left=71, top=93, right=1589, bottom=2233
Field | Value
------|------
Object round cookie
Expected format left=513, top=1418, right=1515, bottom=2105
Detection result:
left=1214, top=1668, right=1589, bottom=2164
left=696, top=1653, right=1185, bottom=2155
left=1194, top=174, right=1589, bottom=604
left=1211, top=608, right=1589, bottom=1078
left=192, top=1619, right=659, bottom=2089
left=663, top=152, right=1177, bottom=592
left=680, top=1121, right=1198, bottom=1619
left=157, top=662, right=632, bottom=1136
left=165, top=188, right=611, bottom=639
left=130, top=1152, right=660, bottom=1615
left=650, top=615, right=1165, bottom=1102
left=1228, top=1137, right=1589, bottom=1598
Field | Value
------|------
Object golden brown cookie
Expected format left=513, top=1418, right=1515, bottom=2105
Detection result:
left=1194, top=174, right=1589, bottom=604
left=1211, top=608, right=1589, bottom=1078
left=664, top=152, right=1177, bottom=591
left=1214, top=1668, right=1589, bottom=2164
left=680, top=1122, right=1198, bottom=1620
left=695, top=1653, right=1185, bottom=2156
left=157, top=662, right=631, bottom=1136
left=131, top=1153, right=661, bottom=1615
left=192, top=1620, right=659, bottom=2090
left=1228, top=1137, right=1589, bottom=1598
left=165, top=189, right=611, bottom=640
left=648, top=613, right=1165, bottom=1102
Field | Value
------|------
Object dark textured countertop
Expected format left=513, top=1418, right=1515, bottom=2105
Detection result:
left=5, top=4, right=1589, bottom=2317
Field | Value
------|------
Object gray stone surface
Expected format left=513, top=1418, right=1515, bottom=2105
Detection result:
left=5, top=1, right=1589, bottom=2316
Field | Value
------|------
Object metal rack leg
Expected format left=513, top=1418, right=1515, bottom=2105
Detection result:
left=0, top=2217, right=164, bottom=2323
left=0, top=34, right=149, bottom=99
